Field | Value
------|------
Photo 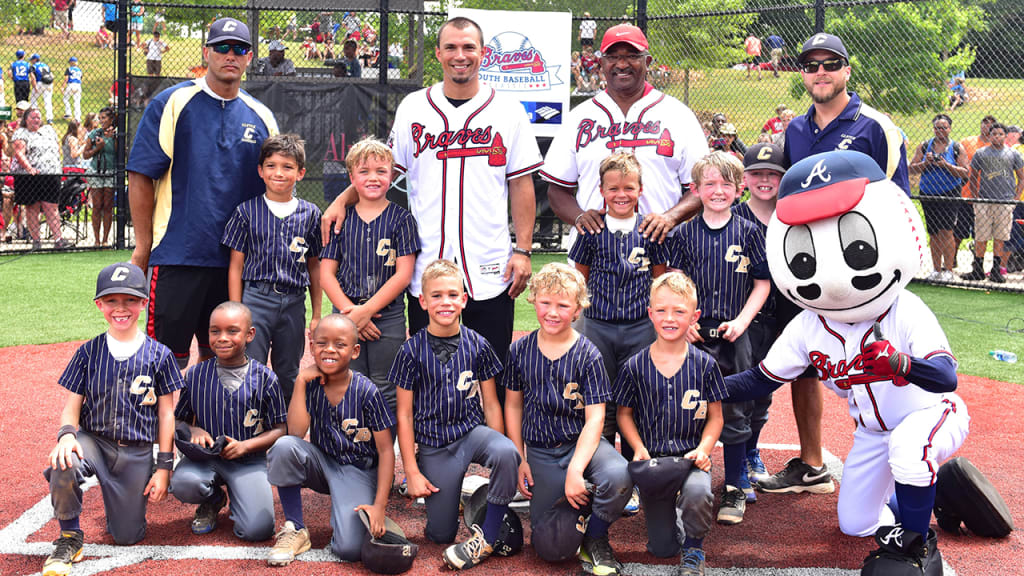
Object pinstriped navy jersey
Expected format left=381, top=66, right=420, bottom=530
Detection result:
left=503, top=332, right=611, bottom=448
left=669, top=214, right=769, bottom=321
left=388, top=325, right=503, bottom=448
left=732, top=202, right=777, bottom=318
left=306, top=371, right=396, bottom=466
left=59, top=334, right=184, bottom=443
left=613, top=346, right=726, bottom=456
left=222, top=196, right=323, bottom=289
left=174, top=358, right=287, bottom=444
left=568, top=217, right=669, bottom=322
left=320, top=203, right=420, bottom=316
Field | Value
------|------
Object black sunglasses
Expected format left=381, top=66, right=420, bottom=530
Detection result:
left=210, top=43, right=250, bottom=56
left=801, top=58, right=846, bottom=73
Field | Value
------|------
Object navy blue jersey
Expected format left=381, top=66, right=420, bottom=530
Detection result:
left=388, top=326, right=503, bottom=448
left=222, top=196, right=323, bottom=289
left=568, top=216, right=669, bottom=322
left=11, top=60, right=30, bottom=82
left=784, top=91, right=910, bottom=194
left=306, top=371, right=395, bottom=466
left=59, top=334, right=185, bottom=443
left=320, top=203, right=420, bottom=315
left=670, top=214, right=769, bottom=321
left=731, top=202, right=776, bottom=318
left=613, top=346, right=726, bottom=456
left=175, top=358, right=287, bottom=443
left=503, top=332, right=611, bottom=448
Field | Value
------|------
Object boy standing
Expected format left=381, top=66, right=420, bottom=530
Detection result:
left=266, top=314, right=396, bottom=566
left=388, top=259, right=521, bottom=570
left=966, top=122, right=1024, bottom=283
left=223, top=134, right=322, bottom=401
left=43, top=263, right=184, bottom=576
left=669, top=151, right=770, bottom=525
left=170, top=301, right=287, bottom=540
left=615, top=273, right=725, bottom=576
left=321, top=137, right=419, bottom=414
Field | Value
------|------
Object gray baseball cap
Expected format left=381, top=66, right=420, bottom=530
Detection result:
left=799, top=33, right=849, bottom=63
left=206, top=17, right=251, bottom=46
left=95, top=262, right=148, bottom=300
left=268, top=39, right=286, bottom=51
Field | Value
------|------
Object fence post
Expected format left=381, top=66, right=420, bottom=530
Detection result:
left=115, top=0, right=130, bottom=250
left=636, top=0, right=648, bottom=33
left=379, top=0, right=389, bottom=85
left=815, top=0, right=825, bottom=33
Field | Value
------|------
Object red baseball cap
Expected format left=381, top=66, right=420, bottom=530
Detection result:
left=601, top=24, right=649, bottom=53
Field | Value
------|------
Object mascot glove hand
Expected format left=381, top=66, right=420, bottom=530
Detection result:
left=862, top=340, right=911, bottom=378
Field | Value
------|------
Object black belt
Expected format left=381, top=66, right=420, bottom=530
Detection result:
left=248, top=280, right=305, bottom=295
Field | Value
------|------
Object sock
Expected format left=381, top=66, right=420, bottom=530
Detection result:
left=887, top=492, right=902, bottom=524
left=746, top=429, right=763, bottom=457
left=682, top=536, right=703, bottom=550
left=895, top=482, right=936, bottom=537
left=481, top=502, right=508, bottom=545
left=994, top=256, right=1003, bottom=269
left=58, top=517, right=80, bottom=533
left=277, top=485, right=305, bottom=530
left=585, top=514, right=611, bottom=540
left=723, top=442, right=746, bottom=488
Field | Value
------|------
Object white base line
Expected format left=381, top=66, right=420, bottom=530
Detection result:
left=0, top=446, right=955, bottom=576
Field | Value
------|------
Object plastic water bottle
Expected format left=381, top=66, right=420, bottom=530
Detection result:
left=989, top=350, right=1018, bottom=364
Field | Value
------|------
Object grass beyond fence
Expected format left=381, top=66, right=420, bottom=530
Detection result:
left=2, top=250, right=1021, bottom=384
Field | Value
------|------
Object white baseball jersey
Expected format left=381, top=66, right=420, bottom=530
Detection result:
left=388, top=83, right=542, bottom=299
left=760, top=290, right=958, bottom=433
left=539, top=86, right=709, bottom=248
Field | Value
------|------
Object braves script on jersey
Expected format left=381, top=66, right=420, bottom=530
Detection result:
left=503, top=332, right=611, bottom=448
left=387, top=326, right=503, bottom=447
left=175, top=358, right=287, bottom=442
left=540, top=86, right=708, bottom=248
left=759, top=291, right=957, bottom=432
left=387, top=84, right=542, bottom=299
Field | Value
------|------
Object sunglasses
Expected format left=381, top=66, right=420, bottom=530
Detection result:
left=801, top=58, right=846, bottom=73
left=209, top=43, right=250, bottom=56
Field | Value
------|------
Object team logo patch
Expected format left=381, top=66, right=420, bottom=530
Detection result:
left=479, top=32, right=562, bottom=92
left=479, top=263, right=502, bottom=276
left=129, top=375, right=157, bottom=406
left=342, top=418, right=372, bottom=443
left=241, top=123, right=258, bottom=144
left=456, top=371, right=481, bottom=399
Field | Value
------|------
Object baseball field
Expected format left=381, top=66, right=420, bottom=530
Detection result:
left=1, top=250, right=1021, bottom=575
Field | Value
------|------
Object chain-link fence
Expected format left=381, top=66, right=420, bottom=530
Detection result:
left=2, top=0, right=1022, bottom=291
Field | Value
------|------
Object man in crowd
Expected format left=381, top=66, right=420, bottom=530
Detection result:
left=256, top=40, right=296, bottom=76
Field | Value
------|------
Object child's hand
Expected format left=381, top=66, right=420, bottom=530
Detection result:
left=144, top=469, right=170, bottom=502
left=359, top=320, right=381, bottom=342
left=517, top=461, right=534, bottom=499
left=632, top=446, right=652, bottom=461
left=354, top=503, right=387, bottom=538
left=684, top=449, right=712, bottom=472
left=564, top=470, right=591, bottom=510
left=405, top=472, right=439, bottom=499
left=342, top=304, right=376, bottom=330
left=686, top=323, right=703, bottom=343
left=220, top=436, right=250, bottom=460
left=49, top=435, right=83, bottom=471
left=717, top=319, right=749, bottom=342
left=189, top=425, right=214, bottom=447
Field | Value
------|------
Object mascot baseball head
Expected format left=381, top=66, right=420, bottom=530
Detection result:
left=767, top=150, right=924, bottom=324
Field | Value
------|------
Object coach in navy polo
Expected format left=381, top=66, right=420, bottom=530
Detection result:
left=128, top=18, right=279, bottom=369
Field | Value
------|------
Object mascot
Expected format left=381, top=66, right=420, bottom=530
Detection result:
left=725, top=150, right=969, bottom=575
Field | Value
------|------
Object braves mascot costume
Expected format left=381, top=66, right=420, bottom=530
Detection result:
left=725, top=150, right=970, bottom=575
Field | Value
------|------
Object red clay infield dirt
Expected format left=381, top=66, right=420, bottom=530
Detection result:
left=0, top=337, right=1019, bottom=576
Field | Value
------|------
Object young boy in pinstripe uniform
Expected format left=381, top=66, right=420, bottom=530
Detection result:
left=388, top=259, right=521, bottom=570
left=321, top=137, right=419, bottom=414
left=569, top=153, right=668, bottom=482
left=222, top=134, right=323, bottom=403
left=170, top=301, right=287, bottom=540
left=43, top=262, right=184, bottom=576
left=615, top=272, right=725, bottom=576
left=668, top=151, right=770, bottom=526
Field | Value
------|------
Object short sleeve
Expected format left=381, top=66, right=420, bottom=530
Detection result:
left=388, top=343, right=419, bottom=391
left=760, top=315, right=815, bottom=382
left=58, top=344, right=90, bottom=395
left=702, top=356, right=728, bottom=403
left=305, top=204, right=323, bottom=256
left=221, top=205, right=250, bottom=253
left=747, top=225, right=769, bottom=279
left=320, top=230, right=342, bottom=261
left=263, top=372, right=288, bottom=426
left=568, top=232, right=594, bottom=266
left=539, top=118, right=581, bottom=188
left=387, top=100, right=412, bottom=173
left=668, top=229, right=689, bottom=271
left=503, top=99, right=543, bottom=179
left=362, top=383, right=397, bottom=431
left=174, top=369, right=197, bottom=422
left=154, top=347, right=185, bottom=396
left=473, top=335, right=503, bottom=382
left=580, top=343, right=611, bottom=405
left=394, top=210, right=420, bottom=256
left=647, top=235, right=670, bottom=267
left=126, top=95, right=172, bottom=179
left=612, top=359, right=638, bottom=408
left=501, top=340, right=525, bottom=392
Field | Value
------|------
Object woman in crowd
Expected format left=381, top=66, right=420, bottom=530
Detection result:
left=10, top=107, right=65, bottom=249
left=83, top=107, right=116, bottom=247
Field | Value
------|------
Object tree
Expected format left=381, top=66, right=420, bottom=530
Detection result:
left=4, top=0, right=50, bottom=36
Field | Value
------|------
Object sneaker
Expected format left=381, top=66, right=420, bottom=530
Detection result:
left=397, top=477, right=408, bottom=497
left=925, top=270, right=942, bottom=282
left=737, top=467, right=756, bottom=504
left=938, top=270, right=955, bottom=282
left=962, top=261, right=986, bottom=281
left=990, top=266, right=1007, bottom=284
left=755, top=457, right=835, bottom=494
left=746, top=448, right=769, bottom=484
left=716, top=485, right=746, bottom=525
left=42, top=530, right=84, bottom=576
left=191, top=489, right=226, bottom=534
left=679, top=547, right=706, bottom=576
left=267, top=521, right=311, bottom=566
left=579, top=535, right=622, bottom=576
left=623, top=486, right=640, bottom=516
left=443, top=524, right=493, bottom=570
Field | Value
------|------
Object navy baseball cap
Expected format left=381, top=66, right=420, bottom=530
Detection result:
left=16, top=49, right=25, bottom=58
left=628, top=457, right=694, bottom=502
left=173, top=421, right=228, bottom=461
left=776, top=150, right=885, bottom=225
left=530, top=496, right=589, bottom=562
left=30, top=53, right=40, bottom=61
left=744, top=143, right=786, bottom=173
left=206, top=17, right=251, bottom=46
left=95, top=262, right=148, bottom=299
left=358, top=509, right=418, bottom=574
left=799, top=33, right=849, bottom=63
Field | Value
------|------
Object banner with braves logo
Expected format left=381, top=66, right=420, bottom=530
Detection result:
left=449, top=8, right=571, bottom=138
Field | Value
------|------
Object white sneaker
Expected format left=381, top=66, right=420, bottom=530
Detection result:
left=925, top=270, right=942, bottom=282
left=938, top=270, right=955, bottom=282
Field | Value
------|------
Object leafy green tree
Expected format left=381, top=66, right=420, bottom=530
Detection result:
left=4, top=0, right=51, bottom=36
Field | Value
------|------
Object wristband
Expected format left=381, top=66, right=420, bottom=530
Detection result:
left=512, top=247, right=532, bottom=258
left=156, top=451, right=174, bottom=471
left=57, top=424, right=77, bottom=442
left=574, top=213, right=586, bottom=228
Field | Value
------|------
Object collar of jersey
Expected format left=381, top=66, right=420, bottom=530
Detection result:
left=196, top=76, right=235, bottom=102
left=605, top=213, right=637, bottom=233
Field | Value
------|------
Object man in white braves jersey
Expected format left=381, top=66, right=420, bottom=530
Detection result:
left=541, top=24, right=708, bottom=247
left=322, top=17, right=541, bottom=384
